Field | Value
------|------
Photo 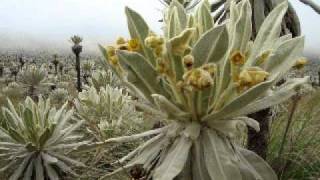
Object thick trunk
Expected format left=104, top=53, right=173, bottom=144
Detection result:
left=54, top=65, right=58, bottom=75
left=247, top=108, right=271, bottom=160
left=318, top=70, right=320, bottom=86
left=29, top=86, right=38, bottom=102
left=76, top=54, right=82, bottom=92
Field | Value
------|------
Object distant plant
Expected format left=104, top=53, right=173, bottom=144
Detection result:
left=70, top=35, right=83, bottom=92
left=0, top=82, right=24, bottom=105
left=0, top=97, right=88, bottom=179
left=52, top=54, right=60, bottom=75
left=49, top=88, right=69, bottom=107
left=18, top=55, right=25, bottom=70
left=19, top=65, right=47, bottom=100
left=82, top=61, right=94, bottom=74
left=75, top=85, right=143, bottom=140
left=59, top=63, right=64, bottom=75
left=82, top=61, right=94, bottom=84
left=0, top=63, right=4, bottom=77
left=88, top=69, right=120, bottom=90
left=9, top=64, right=19, bottom=81
left=95, top=0, right=309, bottom=179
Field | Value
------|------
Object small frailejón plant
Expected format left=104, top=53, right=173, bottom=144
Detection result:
left=0, top=97, right=88, bottom=180
left=49, top=88, right=69, bottom=107
left=88, top=69, right=121, bottom=90
left=19, top=65, right=47, bottom=100
left=98, top=0, right=309, bottom=179
left=75, top=85, right=143, bottom=140
left=0, top=82, right=24, bottom=105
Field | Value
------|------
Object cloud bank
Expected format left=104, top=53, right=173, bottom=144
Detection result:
left=0, top=0, right=319, bottom=57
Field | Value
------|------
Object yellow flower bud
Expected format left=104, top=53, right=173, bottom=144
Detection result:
left=238, top=67, right=269, bottom=89
left=145, top=33, right=165, bottom=57
left=106, top=46, right=116, bottom=57
left=230, top=51, right=245, bottom=65
left=293, top=58, right=308, bottom=70
left=183, top=55, right=194, bottom=69
left=157, top=59, right=170, bottom=74
left=109, top=56, right=119, bottom=66
left=145, top=36, right=159, bottom=48
left=183, top=68, right=213, bottom=90
left=128, top=39, right=140, bottom=51
left=238, top=70, right=252, bottom=86
left=116, top=37, right=127, bottom=45
left=154, top=46, right=164, bottom=57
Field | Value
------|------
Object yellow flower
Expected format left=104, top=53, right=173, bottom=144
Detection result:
left=116, top=37, right=127, bottom=45
left=106, top=46, right=116, bottom=57
left=145, top=32, right=164, bottom=57
left=106, top=45, right=120, bottom=66
left=109, top=56, right=119, bottom=66
left=238, top=67, right=269, bottom=89
left=154, top=46, right=164, bottom=57
left=183, top=68, right=213, bottom=90
left=230, top=51, right=245, bottom=65
left=293, top=58, right=308, bottom=70
left=145, top=34, right=164, bottom=48
left=156, top=58, right=170, bottom=75
left=128, top=39, right=140, bottom=51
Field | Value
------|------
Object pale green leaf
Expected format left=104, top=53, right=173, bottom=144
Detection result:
left=125, top=7, right=156, bottom=66
left=238, top=147, right=278, bottom=180
left=153, top=136, right=192, bottom=180
left=247, top=1, right=288, bottom=66
left=117, top=50, right=166, bottom=101
left=202, top=129, right=227, bottom=180
left=192, top=24, right=229, bottom=67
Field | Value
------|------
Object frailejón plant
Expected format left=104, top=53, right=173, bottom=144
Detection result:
left=97, top=0, right=309, bottom=179
left=49, top=88, right=69, bottom=106
left=75, top=85, right=143, bottom=140
left=88, top=69, right=120, bottom=90
left=0, top=97, right=87, bottom=180
left=19, top=65, right=47, bottom=99
left=70, top=35, right=83, bottom=92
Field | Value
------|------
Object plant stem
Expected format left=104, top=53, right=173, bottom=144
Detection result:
left=277, top=95, right=300, bottom=159
left=76, top=53, right=82, bottom=92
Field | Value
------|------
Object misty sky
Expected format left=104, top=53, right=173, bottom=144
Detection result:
left=0, top=0, right=319, bottom=56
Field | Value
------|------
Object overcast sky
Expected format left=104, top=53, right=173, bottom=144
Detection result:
left=0, top=0, right=319, bottom=56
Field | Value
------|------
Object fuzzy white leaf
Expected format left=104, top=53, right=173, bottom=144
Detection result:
left=153, top=136, right=192, bottom=180
left=192, top=24, right=229, bottom=67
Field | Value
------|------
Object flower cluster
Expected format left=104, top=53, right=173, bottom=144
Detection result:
left=145, top=32, right=165, bottom=57
left=105, top=37, right=141, bottom=66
